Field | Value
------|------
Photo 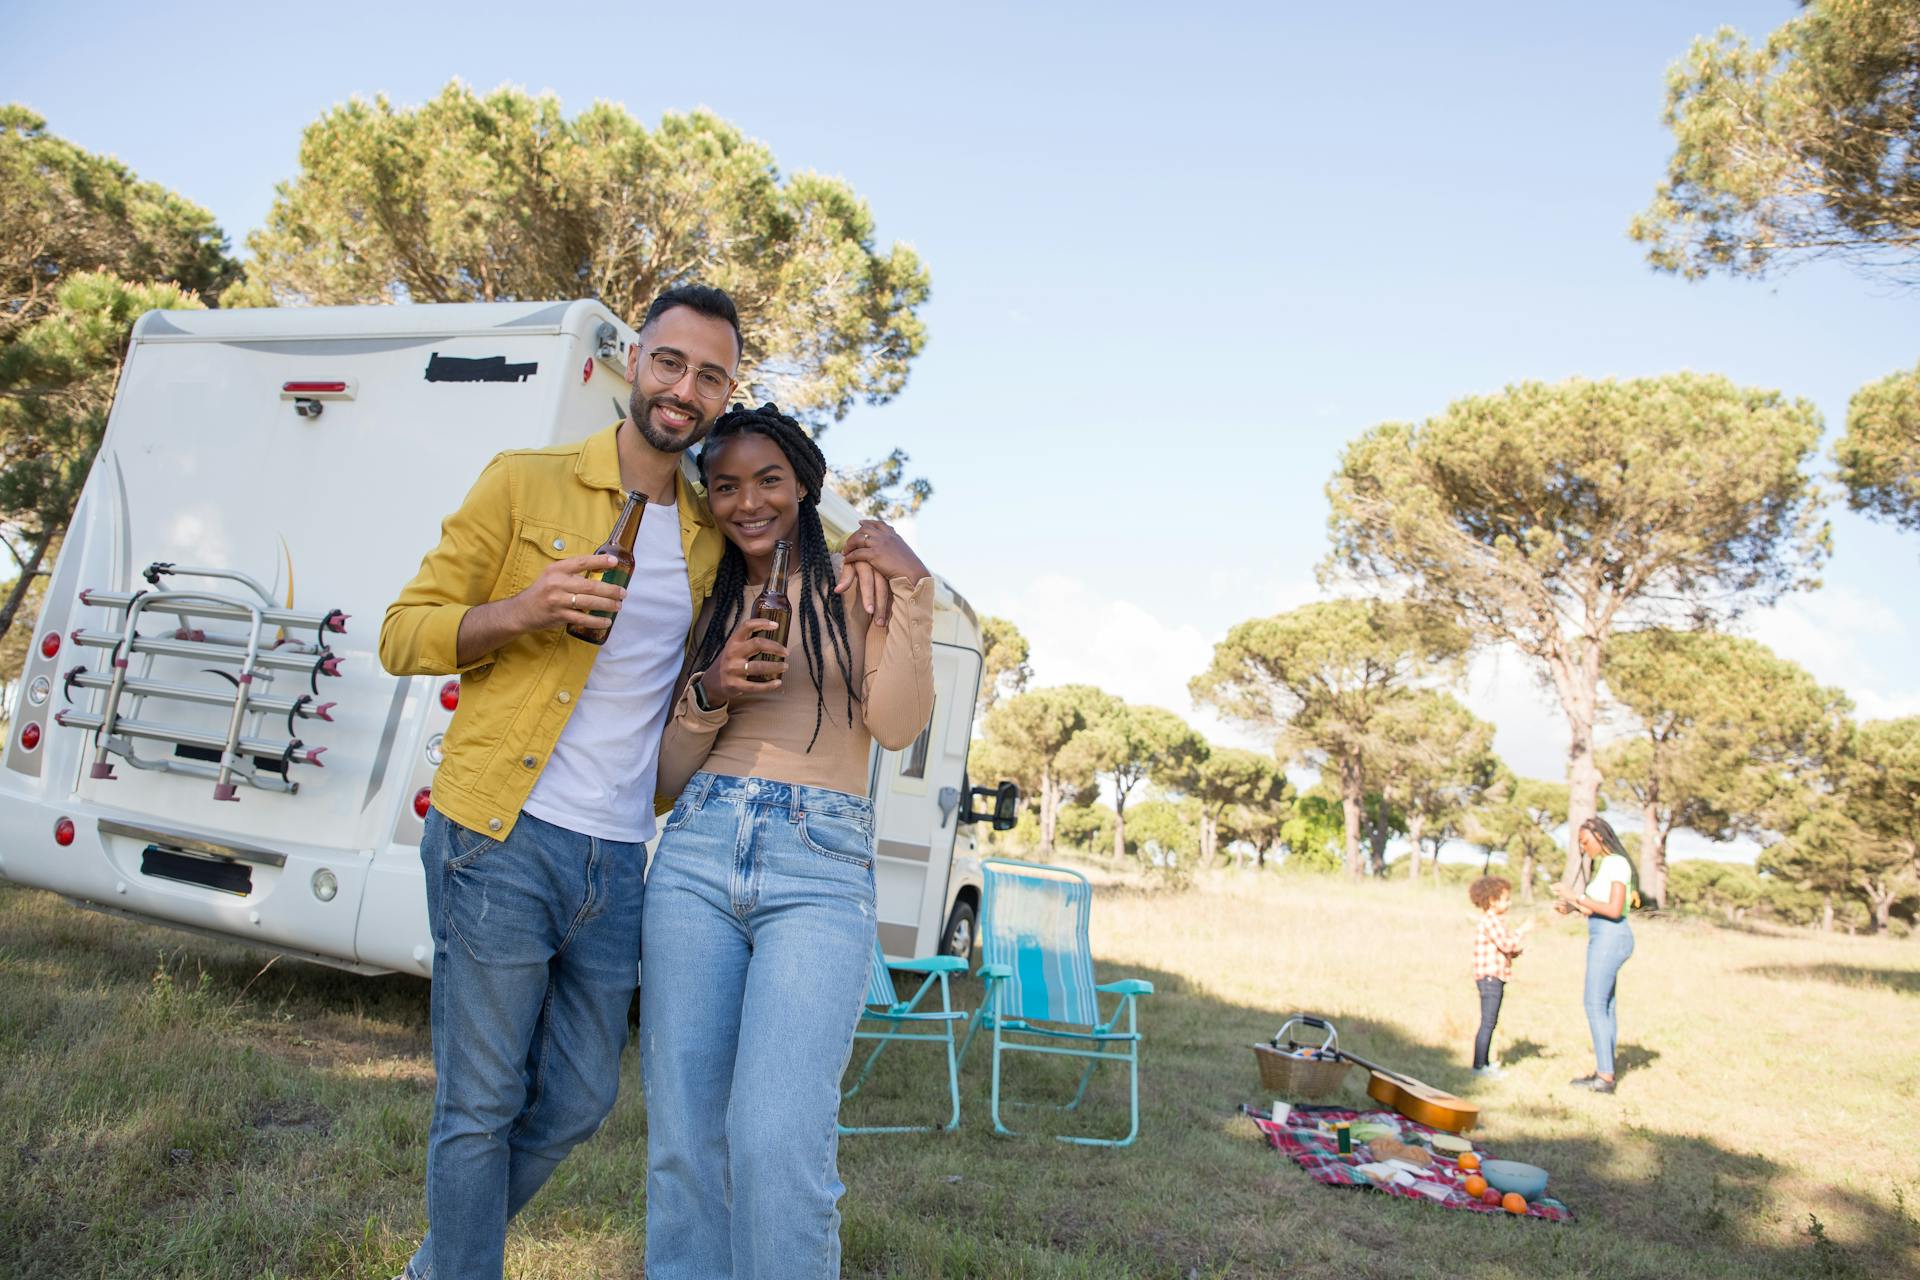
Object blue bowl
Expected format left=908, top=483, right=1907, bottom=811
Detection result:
left=1480, top=1160, right=1549, bottom=1198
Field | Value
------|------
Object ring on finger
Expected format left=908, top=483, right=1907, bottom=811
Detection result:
left=570, top=592, right=578, bottom=608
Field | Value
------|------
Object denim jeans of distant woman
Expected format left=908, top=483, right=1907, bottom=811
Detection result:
left=1583, top=915, right=1635, bottom=1077
left=640, top=772, right=877, bottom=1280
left=405, top=808, right=645, bottom=1280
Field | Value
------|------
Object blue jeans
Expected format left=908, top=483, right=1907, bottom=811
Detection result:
left=407, top=808, right=645, bottom=1280
left=640, top=772, right=877, bottom=1280
left=1472, top=977, right=1505, bottom=1070
left=1583, top=916, right=1634, bottom=1076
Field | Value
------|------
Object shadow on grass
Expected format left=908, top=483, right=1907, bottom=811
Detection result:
left=1615, top=1043, right=1661, bottom=1073
left=5, top=883, right=1918, bottom=1279
left=1499, top=1037, right=1548, bottom=1065
left=1742, top=962, right=1920, bottom=996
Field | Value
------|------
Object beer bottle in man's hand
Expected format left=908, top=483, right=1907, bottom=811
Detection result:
left=568, top=490, right=647, bottom=646
left=746, top=539, right=793, bottom=681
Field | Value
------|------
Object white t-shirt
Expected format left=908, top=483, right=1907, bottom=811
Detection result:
left=1587, top=853, right=1634, bottom=918
left=521, top=501, right=691, bottom=843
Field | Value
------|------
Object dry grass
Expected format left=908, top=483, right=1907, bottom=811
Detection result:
left=1, top=863, right=1916, bottom=1278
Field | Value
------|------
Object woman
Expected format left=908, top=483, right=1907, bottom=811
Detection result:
left=1554, top=816, right=1638, bottom=1094
left=639, top=402, right=934, bottom=1280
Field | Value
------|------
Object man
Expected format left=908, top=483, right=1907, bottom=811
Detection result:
left=380, top=284, right=739, bottom=1280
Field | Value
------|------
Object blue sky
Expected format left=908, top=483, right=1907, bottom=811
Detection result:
left=5, top=1, right=1915, bottom=856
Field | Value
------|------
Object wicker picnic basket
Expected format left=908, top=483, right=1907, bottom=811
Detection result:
left=1251, top=1014, right=1353, bottom=1099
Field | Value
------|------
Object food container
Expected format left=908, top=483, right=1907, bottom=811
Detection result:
left=1480, top=1160, right=1549, bottom=1198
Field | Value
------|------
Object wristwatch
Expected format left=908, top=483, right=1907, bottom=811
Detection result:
left=690, top=672, right=720, bottom=714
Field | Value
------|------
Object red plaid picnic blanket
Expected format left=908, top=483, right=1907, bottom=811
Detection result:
left=1246, top=1104, right=1573, bottom=1223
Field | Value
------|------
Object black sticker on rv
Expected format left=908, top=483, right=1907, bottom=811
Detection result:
left=424, top=353, right=539, bottom=383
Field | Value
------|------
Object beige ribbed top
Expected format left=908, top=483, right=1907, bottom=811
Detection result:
left=657, top=571, right=934, bottom=799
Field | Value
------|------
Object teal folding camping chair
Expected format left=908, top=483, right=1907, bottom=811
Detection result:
left=838, top=938, right=969, bottom=1135
left=958, top=859, right=1154, bottom=1147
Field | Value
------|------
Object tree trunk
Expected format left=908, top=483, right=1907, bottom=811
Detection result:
left=1641, top=797, right=1667, bottom=909
left=1864, top=881, right=1893, bottom=934
left=0, top=529, right=54, bottom=647
left=1554, top=641, right=1604, bottom=892
left=1340, top=757, right=1365, bottom=879
left=1821, top=892, right=1834, bottom=933
left=1112, top=800, right=1128, bottom=863
left=1039, top=764, right=1057, bottom=855
left=1520, top=850, right=1536, bottom=902
left=1405, top=815, right=1426, bottom=881
left=1367, top=817, right=1389, bottom=877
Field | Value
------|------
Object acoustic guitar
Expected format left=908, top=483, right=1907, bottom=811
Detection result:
left=1334, top=1050, right=1481, bottom=1134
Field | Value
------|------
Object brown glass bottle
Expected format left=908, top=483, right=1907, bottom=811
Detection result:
left=568, top=490, right=647, bottom=646
left=746, top=539, right=793, bottom=682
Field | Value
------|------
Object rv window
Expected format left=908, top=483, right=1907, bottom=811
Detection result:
left=898, top=700, right=935, bottom=779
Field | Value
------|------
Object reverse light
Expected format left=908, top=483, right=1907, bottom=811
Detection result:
left=27, top=676, right=50, bottom=707
left=311, top=868, right=339, bottom=902
left=413, top=787, right=432, bottom=819
left=424, top=732, right=445, bottom=766
left=439, top=680, right=460, bottom=712
left=53, top=817, right=74, bottom=846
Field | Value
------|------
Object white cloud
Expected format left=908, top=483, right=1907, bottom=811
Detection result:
left=985, top=571, right=1214, bottom=719
left=1739, top=585, right=1920, bottom=721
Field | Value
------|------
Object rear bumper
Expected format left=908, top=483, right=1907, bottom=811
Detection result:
left=0, top=792, right=430, bottom=977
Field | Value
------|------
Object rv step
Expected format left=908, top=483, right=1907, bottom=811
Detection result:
left=79, top=589, right=347, bottom=638
left=63, top=668, right=335, bottom=724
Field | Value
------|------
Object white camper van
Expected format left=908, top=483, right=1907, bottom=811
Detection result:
left=0, top=300, right=1015, bottom=976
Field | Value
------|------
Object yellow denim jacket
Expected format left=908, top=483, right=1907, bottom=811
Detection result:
left=379, top=423, right=723, bottom=839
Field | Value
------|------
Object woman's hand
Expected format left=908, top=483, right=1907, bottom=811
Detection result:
left=694, top=617, right=789, bottom=706
left=838, top=518, right=929, bottom=587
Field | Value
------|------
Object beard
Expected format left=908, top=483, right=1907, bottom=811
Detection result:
left=628, top=386, right=714, bottom=454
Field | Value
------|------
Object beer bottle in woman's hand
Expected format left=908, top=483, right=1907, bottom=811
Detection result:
left=746, top=540, right=792, bottom=681
left=568, top=490, right=646, bottom=645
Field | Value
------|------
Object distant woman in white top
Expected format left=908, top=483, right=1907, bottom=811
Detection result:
left=1554, top=816, right=1638, bottom=1094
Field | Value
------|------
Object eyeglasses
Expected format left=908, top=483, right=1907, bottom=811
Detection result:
left=644, top=349, right=733, bottom=401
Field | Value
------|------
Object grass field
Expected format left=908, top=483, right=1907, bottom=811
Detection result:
left=2, top=863, right=1917, bottom=1279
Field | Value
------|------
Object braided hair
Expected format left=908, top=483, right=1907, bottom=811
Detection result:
left=693, top=402, right=858, bottom=750
left=1579, top=816, right=1643, bottom=910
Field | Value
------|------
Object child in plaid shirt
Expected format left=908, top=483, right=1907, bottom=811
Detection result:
left=1469, top=876, right=1533, bottom=1077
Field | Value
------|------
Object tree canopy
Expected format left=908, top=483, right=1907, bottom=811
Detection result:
left=1191, top=599, right=1465, bottom=877
left=1326, top=373, right=1828, bottom=882
left=1, top=105, right=235, bottom=342
left=1601, top=629, right=1849, bottom=905
left=1834, top=360, right=1920, bottom=541
left=236, top=84, right=929, bottom=432
left=1631, top=1, right=1920, bottom=283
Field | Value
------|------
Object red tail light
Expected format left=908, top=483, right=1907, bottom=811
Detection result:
left=39, top=632, right=60, bottom=659
left=413, top=787, right=432, bottom=819
left=282, top=381, right=348, bottom=394
left=19, top=722, right=42, bottom=752
left=439, top=680, right=460, bottom=712
left=53, top=817, right=74, bottom=846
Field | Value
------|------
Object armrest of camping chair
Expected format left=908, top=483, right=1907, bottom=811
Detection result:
left=977, top=962, right=1012, bottom=980
left=892, top=955, right=967, bottom=974
left=1097, top=978, right=1155, bottom=996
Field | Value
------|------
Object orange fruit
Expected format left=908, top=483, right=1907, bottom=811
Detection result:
left=1463, top=1175, right=1488, bottom=1198
left=1502, top=1192, right=1528, bottom=1215
left=1458, top=1152, right=1481, bottom=1172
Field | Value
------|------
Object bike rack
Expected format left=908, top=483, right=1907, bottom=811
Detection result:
left=56, top=564, right=346, bottom=800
